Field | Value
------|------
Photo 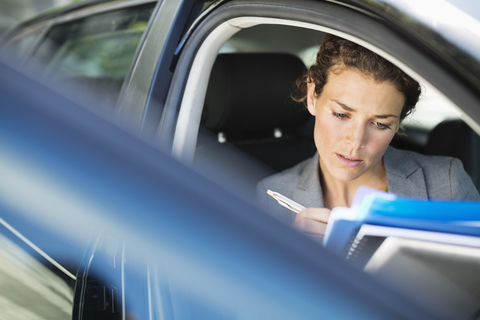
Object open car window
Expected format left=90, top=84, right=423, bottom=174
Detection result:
left=170, top=19, right=480, bottom=200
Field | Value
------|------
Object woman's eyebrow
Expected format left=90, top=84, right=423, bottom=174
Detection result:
left=332, top=99, right=399, bottom=119
left=332, top=99, right=355, bottom=112
left=375, top=114, right=399, bottom=119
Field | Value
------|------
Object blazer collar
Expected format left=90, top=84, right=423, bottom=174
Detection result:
left=384, top=146, right=428, bottom=199
left=292, top=147, right=428, bottom=206
left=293, top=153, right=325, bottom=208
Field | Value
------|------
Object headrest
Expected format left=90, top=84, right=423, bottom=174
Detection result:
left=202, top=53, right=309, bottom=139
left=426, top=118, right=480, bottom=176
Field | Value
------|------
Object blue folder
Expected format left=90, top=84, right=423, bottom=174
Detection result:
left=323, top=186, right=480, bottom=253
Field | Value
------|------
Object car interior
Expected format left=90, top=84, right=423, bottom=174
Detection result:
left=192, top=23, right=480, bottom=200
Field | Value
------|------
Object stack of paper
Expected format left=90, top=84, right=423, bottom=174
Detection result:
left=323, top=186, right=480, bottom=318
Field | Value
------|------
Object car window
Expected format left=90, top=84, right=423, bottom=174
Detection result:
left=217, top=24, right=470, bottom=160
left=168, top=5, right=480, bottom=203
left=219, top=24, right=323, bottom=67
left=193, top=24, right=480, bottom=199
left=1, top=29, right=43, bottom=63
left=395, top=82, right=463, bottom=148
left=29, top=3, right=155, bottom=115
left=404, top=84, right=462, bottom=130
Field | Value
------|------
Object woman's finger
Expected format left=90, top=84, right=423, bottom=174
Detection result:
left=295, top=207, right=331, bottom=223
left=293, top=218, right=327, bottom=235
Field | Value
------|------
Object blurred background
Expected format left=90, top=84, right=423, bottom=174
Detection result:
left=0, top=0, right=80, bottom=36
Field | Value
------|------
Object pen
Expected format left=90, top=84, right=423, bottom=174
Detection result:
left=267, top=190, right=306, bottom=214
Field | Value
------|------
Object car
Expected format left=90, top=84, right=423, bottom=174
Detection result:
left=1, top=0, right=480, bottom=318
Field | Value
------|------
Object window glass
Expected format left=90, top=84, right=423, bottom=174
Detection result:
left=404, top=84, right=462, bottom=130
left=397, top=82, right=463, bottom=148
left=219, top=24, right=322, bottom=67
left=30, top=4, right=155, bottom=114
left=1, top=30, right=42, bottom=63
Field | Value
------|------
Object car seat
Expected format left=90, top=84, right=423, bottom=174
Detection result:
left=200, top=53, right=316, bottom=172
left=193, top=53, right=316, bottom=201
left=425, top=118, right=480, bottom=191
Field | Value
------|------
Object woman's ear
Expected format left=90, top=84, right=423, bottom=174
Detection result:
left=307, top=82, right=317, bottom=116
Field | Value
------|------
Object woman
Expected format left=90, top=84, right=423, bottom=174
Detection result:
left=256, top=34, right=480, bottom=240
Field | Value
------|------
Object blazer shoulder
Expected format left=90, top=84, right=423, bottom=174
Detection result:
left=386, top=147, right=479, bottom=200
left=257, top=156, right=314, bottom=197
left=256, top=155, right=317, bottom=224
left=386, top=146, right=454, bottom=176
left=404, top=148, right=455, bottom=170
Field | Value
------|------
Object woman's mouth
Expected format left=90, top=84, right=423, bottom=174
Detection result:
left=336, top=154, right=363, bottom=167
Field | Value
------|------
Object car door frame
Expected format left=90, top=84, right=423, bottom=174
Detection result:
left=115, top=0, right=208, bottom=140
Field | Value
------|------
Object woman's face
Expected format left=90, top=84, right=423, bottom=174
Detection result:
left=307, top=67, right=404, bottom=182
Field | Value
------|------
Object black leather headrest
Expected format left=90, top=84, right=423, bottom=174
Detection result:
left=202, top=53, right=309, bottom=139
left=426, top=119, right=474, bottom=159
left=425, top=118, right=480, bottom=189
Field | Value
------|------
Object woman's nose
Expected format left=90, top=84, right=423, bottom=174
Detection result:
left=346, top=123, right=367, bottom=149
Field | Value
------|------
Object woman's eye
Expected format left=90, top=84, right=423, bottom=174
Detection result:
left=374, top=122, right=391, bottom=130
left=333, top=112, right=348, bottom=119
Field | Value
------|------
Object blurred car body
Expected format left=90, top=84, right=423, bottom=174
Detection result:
left=1, top=0, right=480, bottom=318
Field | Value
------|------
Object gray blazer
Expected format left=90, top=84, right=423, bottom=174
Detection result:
left=256, top=146, right=480, bottom=224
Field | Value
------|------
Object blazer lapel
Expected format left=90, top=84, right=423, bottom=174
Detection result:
left=293, top=153, right=325, bottom=208
left=384, top=146, right=428, bottom=199
left=290, top=147, right=427, bottom=208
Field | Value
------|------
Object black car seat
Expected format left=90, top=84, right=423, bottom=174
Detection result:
left=200, top=53, right=315, bottom=171
left=425, top=118, right=480, bottom=191
left=194, top=53, right=316, bottom=200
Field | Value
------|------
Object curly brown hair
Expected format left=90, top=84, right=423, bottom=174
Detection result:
left=296, top=34, right=421, bottom=121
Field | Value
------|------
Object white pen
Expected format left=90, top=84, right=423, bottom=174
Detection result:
left=267, top=190, right=306, bottom=214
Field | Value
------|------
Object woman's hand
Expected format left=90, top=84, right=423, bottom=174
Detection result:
left=293, top=207, right=331, bottom=242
